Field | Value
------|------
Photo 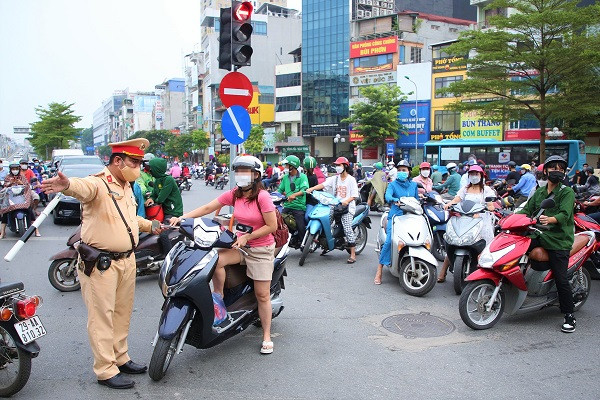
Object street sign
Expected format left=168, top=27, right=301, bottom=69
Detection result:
left=219, top=71, right=253, bottom=108
left=221, top=105, right=251, bottom=145
left=386, top=143, right=395, bottom=156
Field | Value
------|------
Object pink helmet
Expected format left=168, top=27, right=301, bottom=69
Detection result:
left=420, top=162, right=431, bottom=169
left=537, top=163, right=544, bottom=172
left=468, top=165, right=484, bottom=174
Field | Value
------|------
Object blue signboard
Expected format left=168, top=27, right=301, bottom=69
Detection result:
left=221, top=105, right=251, bottom=145
left=397, top=101, right=430, bottom=148
left=386, top=143, right=395, bottom=156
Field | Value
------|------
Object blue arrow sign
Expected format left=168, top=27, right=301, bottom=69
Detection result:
left=221, top=105, right=251, bottom=145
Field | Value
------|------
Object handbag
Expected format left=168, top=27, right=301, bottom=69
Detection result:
left=255, top=193, right=289, bottom=248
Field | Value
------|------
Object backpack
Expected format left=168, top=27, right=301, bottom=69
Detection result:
left=256, top=193, right=289, bottom=248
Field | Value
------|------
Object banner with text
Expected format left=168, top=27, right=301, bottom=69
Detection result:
left=460, top=111, right=503, bottom=140
left=350, top=36, right=398, bottom=59
left=397, top=101, right=431, bottom=148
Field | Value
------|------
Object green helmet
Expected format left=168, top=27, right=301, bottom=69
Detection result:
left=283, top=155, right=301, bottom=169
left=357, top=162, right=362, bottom=168
left=304, top=156, right=317, bottom=169
left=374, top=162, right=384, bottom=170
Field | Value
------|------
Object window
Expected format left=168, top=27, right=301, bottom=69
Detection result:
left=434, top=110, right=461, bottom=131
left=276, top=95, right=301, bottom=112
left=449, top=28, right=458, bottom=33
left=259, top=93, right=274, bottom=104
left=410, top=47, right=422, bottom=63
left=431, top=24, right=440, bottom=30
left=434, top=75, right=463, bottom=98
left=353, top=53, right=393, bottom=69
left=350, top=86, right=359, bottom=97
left=252, top=21, right=267, bottom=35
left=276, top=73, right=301, bottom=88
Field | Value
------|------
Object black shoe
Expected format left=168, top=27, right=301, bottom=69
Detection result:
left=561, top=313, right=576, bottom=333
left=97, top=373, right=135, bottom=389
left=118, top=360, right=148, bottom=374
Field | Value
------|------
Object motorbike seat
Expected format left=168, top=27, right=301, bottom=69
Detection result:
left=529, top=234, right=589, bottom=262
left=0, top=282, right=24, bottom=297
left=355, top=203, right=368, bottom=216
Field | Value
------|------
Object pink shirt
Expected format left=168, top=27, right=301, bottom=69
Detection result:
left=217, top=189, right=275, bottom=247
left=412, top=175, right=433, bottom=195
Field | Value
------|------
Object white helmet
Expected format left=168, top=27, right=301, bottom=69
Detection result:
left=232, top=155, right=264, bottom=176
left=446, top=162, right=457, bottom=171
left=143, top=152, right=155, bottom=161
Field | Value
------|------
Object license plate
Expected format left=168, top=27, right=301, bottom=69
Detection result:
left=14, top=316, right=46, bottom=344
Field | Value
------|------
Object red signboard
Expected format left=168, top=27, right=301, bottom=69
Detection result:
left=503, top=129, right=566, bottom=140
left=362, top=147, right=378, bottom=159
left=350, top=36, right=398, bottom=59
left=219, top=71, right=254, bottom=108
left=349, top=130, right=363, bottom=142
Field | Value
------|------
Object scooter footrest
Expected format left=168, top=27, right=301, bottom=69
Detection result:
left=214, top=310, right=250, bottom=334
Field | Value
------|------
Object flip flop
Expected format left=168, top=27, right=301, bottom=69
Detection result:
left=374, top=278, right=381, bottom=285
left=437, top=277, right=446, bottom=283
left=260, top=341, right=273, bottom=355
left=347, top=258, right=356, bottom=264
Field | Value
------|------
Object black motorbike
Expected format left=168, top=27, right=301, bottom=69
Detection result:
left=175, top=176, right=192, bottom=191
left=0, top=282, right=45, bottom=397
left=0, top=185, right=32, bottom=236
left=214, top=173, right=229, bottom=190
left=148, top=218, right=289, bottom=381
left=47, top=227, right=182, bottom=292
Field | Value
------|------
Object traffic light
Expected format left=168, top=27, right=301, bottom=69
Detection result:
left=218, top=7, right=232, bottom=70
left=231, top=1, right=253, bottom=68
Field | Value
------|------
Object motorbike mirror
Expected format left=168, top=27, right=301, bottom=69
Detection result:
left=485, top=196, right=496, bottom=202
left=415, top=182, right=425, bottom=189
left=540, top=198, right=556, bottom=209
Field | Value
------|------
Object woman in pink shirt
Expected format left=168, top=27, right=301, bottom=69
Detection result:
left=169, top=155, right=277, bottom=354
left=412, top=162, right=433, bottom=195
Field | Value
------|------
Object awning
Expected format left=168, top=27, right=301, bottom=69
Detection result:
left=586, top=146, right=600, bottom=155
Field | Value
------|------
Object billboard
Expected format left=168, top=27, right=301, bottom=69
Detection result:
left=432, top=55, right=468, bottom=73
left=247, top=87, right=274, bottom=125
left=460, top=111, right=503, bottom=140
left=350, top=36, right=398, bottom=59
left=397, top=101, right=430, bottom=148
left=350, top=71, right=396, bottom=87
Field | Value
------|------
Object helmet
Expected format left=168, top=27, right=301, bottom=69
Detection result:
left=143, top=153, right=155, bottom=161
left=232, top=155, right=264, bottom=176
left=396, top=160, right=410, bottom=168
left=468, top=165, right=484, bottom=174
left=222, top=163, right=226, bottom=166
left=501, top=196, right=515, bottom=208
left=267, top=161, right=272, bottom=166
left=544, top=155, right=567, bottom=171
left=334, top=157, right=350, bottom=166
left=282, top=155, right=301, bottom=169
left=446, top=162, right=457, bottom=171
left=19, top=159, right=27, bottom=164
left=419, top=162, right=431, bottom=169
left=520, top=164, right=531, bottom=171
left=387, top=160, right=395, bottom=166
left=357, top=162, right=362, bottom=168
left=508, top=161, right=517, bottom=168
left=432, top=164, right=439, bottom=170
left=537, top=163, right=544, bottom=172
left=586, top=166, right=594, bottom=174
left=373, top=162, right=384, bottom=170
left=9, top=162, right=19, bottom=169
left=304, top=156, right=317, bottom=169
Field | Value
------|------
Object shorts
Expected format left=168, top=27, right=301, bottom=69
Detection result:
left=240, top=243, right=275, bottom=281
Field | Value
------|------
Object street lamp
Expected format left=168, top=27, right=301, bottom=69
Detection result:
left=333, top=133, right=345, bottom=143
left=404, top=76, right=418, bottom=158
left=547, top=127, right=563, bottom=139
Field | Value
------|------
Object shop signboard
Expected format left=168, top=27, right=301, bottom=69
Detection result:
left=350, top=71, right=396, bottom=87
left=397, top=101, right=430, bottom=148
left=504, top=129, right=541, bottom=140
left=430, top=131, right=461, bottom=141
left=460, top=111, right=503, bottom=140
left=432, top=55, right=468, bottom=73
left=350, top=36, right=398, bottom=59
left=362, top=147, right=378, bottom=159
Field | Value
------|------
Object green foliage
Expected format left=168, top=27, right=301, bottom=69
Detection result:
left=342, top=85, right=406, bottom=149
left=245, top=125, right=265, bottom=155
left=216, top=153, right=230, bottom=166
left=410, top=165, right=420, bottom=178
left=97, top=145, right=112, bottom=158
left=131, top=130, right=174, bottom=155
left=274, top=129, right=292, bottom=142
left=164, top=134, right=195, bottom=159
left=440, top=0, right=600, bottom=161
left=28, top=102, right=82, bottom=159
left=190, top=129, right=210, bottom=150
left=80, top=126, right=94, bottom=153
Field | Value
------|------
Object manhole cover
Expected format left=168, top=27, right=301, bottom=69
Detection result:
left=381, top=312, right=455, bottom=339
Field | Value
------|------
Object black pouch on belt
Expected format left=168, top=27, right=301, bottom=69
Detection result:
left=77, top=243, right=106, bottom=277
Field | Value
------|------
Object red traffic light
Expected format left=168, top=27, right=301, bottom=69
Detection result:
left=233, top=1, right=253, bottom=21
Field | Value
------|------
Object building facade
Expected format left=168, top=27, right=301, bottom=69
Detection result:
left=92, top=93, right=126, bottom=147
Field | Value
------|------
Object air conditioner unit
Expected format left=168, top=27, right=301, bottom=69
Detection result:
left=366, top=0, right=372, bottom=5
left=357, top=9, right=364, bottom=17
left=373, top=8, right=379, bottom=16
left=365, top=11, right=371, bottom=17
left=358, top=0, right=366, bottom=4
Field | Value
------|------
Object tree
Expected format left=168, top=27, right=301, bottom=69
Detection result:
left=80, top=126, right=94, bottom=154
left=440, top=0, right=600, bottom=162
left=98, top=145, right=112, bottom=159
left=29, top=102, right=82, bottom=159
left=244, top=125, right=265, bottom=155
left=130, top=130, right=174, bottom=155
left=341, top=85, right=406, bottom=150
left=164, top=134, right=195, bottom=159
left=190, top=129, right=210, bottom=151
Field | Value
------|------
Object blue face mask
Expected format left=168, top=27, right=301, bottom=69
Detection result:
left=397, top=171, right=409, bottom=181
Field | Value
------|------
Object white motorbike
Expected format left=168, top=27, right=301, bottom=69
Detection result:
left=376, top=197, right=438, bottom=296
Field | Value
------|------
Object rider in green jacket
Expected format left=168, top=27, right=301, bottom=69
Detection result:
left=433, top=162, right=461, bottom=197
left=147, top=158, right=183, bottom=219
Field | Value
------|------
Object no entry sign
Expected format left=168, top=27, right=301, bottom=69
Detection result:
left=219, top=71, right=253, bottom=108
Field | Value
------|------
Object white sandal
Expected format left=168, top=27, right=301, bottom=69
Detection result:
left=260, top=341, right=273, bottom=354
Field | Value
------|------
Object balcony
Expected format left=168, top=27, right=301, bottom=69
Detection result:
left=470, top=0, right=492, bottom=4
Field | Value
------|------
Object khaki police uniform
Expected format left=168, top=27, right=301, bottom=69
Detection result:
left=63, top=139, right=152, bottom=380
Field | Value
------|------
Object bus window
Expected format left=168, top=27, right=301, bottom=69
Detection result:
left=425, top=146, right=439, bottom=165
left=546, top=145, right=568, bottom=164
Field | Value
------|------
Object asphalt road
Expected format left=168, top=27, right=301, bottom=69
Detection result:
left=0, top=178, right=598, bottom=400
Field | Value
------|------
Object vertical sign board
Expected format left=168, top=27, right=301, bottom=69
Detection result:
left=386, top=143, right=395, bottom=157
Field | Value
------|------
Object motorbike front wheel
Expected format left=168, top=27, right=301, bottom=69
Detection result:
left=0, top=326, right=32, bottom=397
left=459, top=280, right=505, bottom=330
left=48, top=258, right=81, bottom=292
left=399, top=257, right=437, bottom=297
left=299, top=233, right=315, bottom=266
left=453, top=255, right=471, bottom=295
left=16, top=219, right=25, bottom=236
left=432, top=231, right=446, bottom=262
left=148, top=334, right=180, bottom=382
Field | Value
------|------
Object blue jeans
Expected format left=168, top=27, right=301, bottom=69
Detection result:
left=379, top=218, right=393, bottom=266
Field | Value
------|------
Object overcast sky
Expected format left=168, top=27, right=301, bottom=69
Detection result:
left=0, top=0, right=301, bottom=145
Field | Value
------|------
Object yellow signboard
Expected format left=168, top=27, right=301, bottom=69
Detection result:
left=247, top=88, right=274, bottom=125
left=460, top=111, right=503, bottom=140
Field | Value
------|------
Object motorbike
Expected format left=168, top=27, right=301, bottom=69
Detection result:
left=298, top=191, right=371, bottom=266
left=205, top=173, right=215, bottom=186
left=0, top=281, right=45, bottom=397
left=269, top=191, right=315, bottom=249
left=358, top=180, right=389, bottom=213
left=376, top=197, right=439, bottom=296
left=445, top=199, right=492, bottom=295
left=47, top=227, right=182, bottom=292
left=148, top=217, right=290, bottom=381
left=459, top=198, right=593, bottom=330
left=193, top=169, right=204, bottom=180
left=573, top=212, right=600, bottom=279
left=0, top=185, right=32, bottom=236
left=422, top=191, right=449, bottom=262
left=214, top=173, right=229, bottom=190
left=176, top=176, right=192, bottom=191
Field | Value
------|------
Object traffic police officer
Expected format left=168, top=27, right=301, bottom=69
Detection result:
left=42, top=138, right=161, bottom=389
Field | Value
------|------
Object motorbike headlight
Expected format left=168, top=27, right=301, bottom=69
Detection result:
left=478, top=244, right=516, bottom=269
left=164, top=249, right=218, bottom=297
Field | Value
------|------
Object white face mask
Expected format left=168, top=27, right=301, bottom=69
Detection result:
left=283, top=168, right=289, bottom=175
left=335, top=166, right=344, bottom=174
left=235, top=173, right=253, bottom=188
left=10, top=169, right=20, bottom=176
left=537, top=179, right=548, bottom=187
left=420, top=170, right=430, bottom=178
left=20, top=164, right=27, bottom=170
left=468, top=175, right=481, bottom=185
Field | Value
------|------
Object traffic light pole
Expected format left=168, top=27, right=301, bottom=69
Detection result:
left=229, top=65, right=236, bottom=192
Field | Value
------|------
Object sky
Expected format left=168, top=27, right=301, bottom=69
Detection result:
left=0, top=0, right=302, bottom=145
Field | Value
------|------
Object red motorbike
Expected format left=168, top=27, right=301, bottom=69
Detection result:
left=459, top=198, right=593, bottom=330
left=574, top=212, right=600, bottom=279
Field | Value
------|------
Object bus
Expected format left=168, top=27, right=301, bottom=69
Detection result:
left=423, top=139, right=586, bottom=180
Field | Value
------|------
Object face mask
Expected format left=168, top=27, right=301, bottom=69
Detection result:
left=397, top=171, right=409, bottom=181
left=548, top=171, right=565, bottom=184
left=468, top=175, right=481, bottom=185
left=34, top=163, right=39, bottom=167
left=537, top=179, right=548, bottom=187
left=10, top=169, right=19, bottom=176
left=420, top=170, right=430, bottom=178
left=235, top=173, right=252, bottom=188
left=119, top=162, right=141, bottom=182
left=284, top=168, right=290, bottom=175
left=20, top=165, right=27, bottom=170
left=335, top=166, right=344, bottom=174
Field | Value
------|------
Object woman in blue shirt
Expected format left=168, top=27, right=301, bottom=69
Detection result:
left=374, top=160, right=420, bottom=285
